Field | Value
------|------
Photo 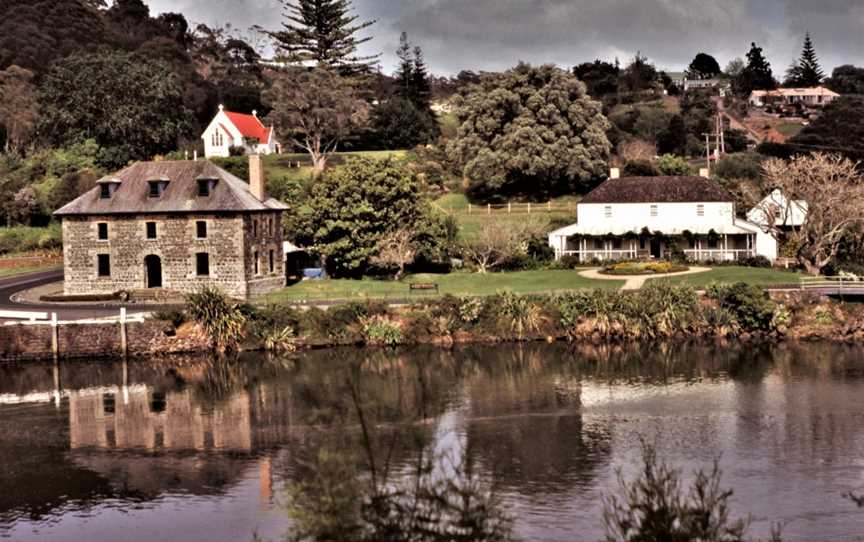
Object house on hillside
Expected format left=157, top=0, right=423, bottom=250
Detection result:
left=202, top=105, right=280, bottom=158
left=54, top=155, right=287, bottom=299
left=749, top=86, right=839, bottom=108
left=547, top=168, right=777, bottom=262
left=683, top=77, right=730, bottom=95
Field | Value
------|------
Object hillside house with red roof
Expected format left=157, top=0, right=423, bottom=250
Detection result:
left=202, top=105, right=281, bottom=158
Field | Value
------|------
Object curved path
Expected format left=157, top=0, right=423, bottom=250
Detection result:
left=0, top=269, right=153, bottom=322
left=579, top=267, right=712, bottom=290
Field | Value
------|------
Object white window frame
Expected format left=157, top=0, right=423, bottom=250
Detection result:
left=604, top=206, right=612, bottom=218
left=650, top=205, right=658, bottom=218
left=697, top=204, right=705, bottom=217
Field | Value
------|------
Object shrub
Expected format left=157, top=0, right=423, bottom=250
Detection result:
left=0, top=224, right=62, bottom=254
left=554, top=284, right=698, bottom=340
left=457, top=296, right=483, bottom=325
left=739, top=255, right=771, bottom=268
left=499, top=292, right=543, bottom=340
left=705, top=282, right=777, bottom=331
left=185, top=287, right=248, bottom=353
left=262, top=326, right=298, bottom=353
left=601, top=261, right=688, bottom=275
left=359, top=315, right=404, bottom=346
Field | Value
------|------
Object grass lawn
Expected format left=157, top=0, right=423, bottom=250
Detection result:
left=435, top=193, right=579, bottom=241
left=265, top=270, right=624, bottom=303
left=262, top=150, right=408, bottom=184
left=776, top=122, right=804, bottom=138
left=0, top=264, right=61, bottom=279
left=649, top=267, right=803, bottom=288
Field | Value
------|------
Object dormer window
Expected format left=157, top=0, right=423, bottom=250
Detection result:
left=197, top=178, right=216, bottom=197
left=148, top=180, right=169, bottom=198
left=99, top=181, right=120, bottom=199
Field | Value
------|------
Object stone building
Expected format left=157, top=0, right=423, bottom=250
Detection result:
left=54, top=155, right=287, bottom=299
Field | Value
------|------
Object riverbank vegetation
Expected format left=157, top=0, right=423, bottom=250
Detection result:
left=172, top=283, right=864, bottom=354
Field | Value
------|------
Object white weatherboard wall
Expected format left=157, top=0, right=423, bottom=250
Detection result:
left=201, top=109, right=278, bottom=158
left=572, top=201, right=741, bottom=236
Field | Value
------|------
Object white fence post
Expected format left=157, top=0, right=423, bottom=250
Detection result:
left=119, top=307, right=128, bottom=359
left=51, top=312, right=59, bottom=362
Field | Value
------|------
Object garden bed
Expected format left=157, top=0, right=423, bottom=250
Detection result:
left=600, top=261, right=689, bottom=276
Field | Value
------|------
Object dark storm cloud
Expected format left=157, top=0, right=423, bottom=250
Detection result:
left=148, top=0, right=864, bottom=75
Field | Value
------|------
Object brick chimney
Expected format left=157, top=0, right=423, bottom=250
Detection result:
left=249, top=154, right=266, bottom=201
left=610, top=167, right=621, bottom=179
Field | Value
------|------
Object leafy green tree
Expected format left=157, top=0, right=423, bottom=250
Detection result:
left=634, top=107, right=674, bottom=145
left=269, top=0, right=379, bottom=73
left=826, top=65, right=864, bottom=95
left=733, top=42, right=776, bottom=96
left=687, top=53, right=721, bottom=80
left=573, top=59, right=620, bottom=98
left=657, top=154, right=692, bottom=176
left=38, top=49, right=192, bottom=168
left=619, top=53, right=659, bottom=95
left=288, top=157, right=449, bottom=277
left=0, top=0, right=107, bottom=73
left=784, top=32, right=824, bottom=87
left=371, top=98, right=438, bottom=149
left=790, top=96, right=864, bottom=159
left=448, top=63, right=611, bottom=201
left=657, top=114, right=688, bottom=156
left=0, top=66, right=39, bottom=154
left=263, top=68, right=369, bottom=174
left=411, top=46, right=433, bottom=112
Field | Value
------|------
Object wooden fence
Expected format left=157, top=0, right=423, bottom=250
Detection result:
left=465, top=201, right=576, bottom=215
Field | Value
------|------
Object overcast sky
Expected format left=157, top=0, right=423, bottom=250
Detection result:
left=148, top=0, right=864, bottom=76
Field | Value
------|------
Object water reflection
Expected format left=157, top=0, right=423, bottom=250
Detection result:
left=0, top=342, right=863, bottom=541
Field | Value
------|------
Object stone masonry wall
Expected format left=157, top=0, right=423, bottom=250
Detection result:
left=63, top=213, right=249, bottom=298
left=243, top=212, right=286, bottom=297
left=62, top=211, right=286, bottom=299
left=0, top=321, right=210, bottom=362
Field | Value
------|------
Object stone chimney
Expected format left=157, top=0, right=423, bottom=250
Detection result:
left=610, top=167, right=621, bottom=179
left=249, top=154, right=266, bottom=201
left=699, top=167, right=710, bottom=178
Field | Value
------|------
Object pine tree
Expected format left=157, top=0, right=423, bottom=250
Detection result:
left=410, top=46, right=432, bottom=111
left=269, top=0, right=379, bottom=74
left=394, top=32, right=414, bottom=99
left=734, top=42, right=776, bottom=95
left=785, top=32, right=825, bottom=87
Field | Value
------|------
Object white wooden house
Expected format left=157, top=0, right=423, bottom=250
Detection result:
left=745, top=189, right=808, bottom=261
left=548, top=169, right=778, bottom=262
left=749, top=86, right=839, bottom=108
left=202, top=105, right=280, bottom=158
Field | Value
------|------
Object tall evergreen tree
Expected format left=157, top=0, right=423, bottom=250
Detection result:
left=269, top=0, right=379, bottom=74
left=394, top=32, right=414, bottom=98
left=784, top=32, right=825, bottom=87
left=734, top=42, right=776, bottom=96
left=411, top=46, right=432, bottom=111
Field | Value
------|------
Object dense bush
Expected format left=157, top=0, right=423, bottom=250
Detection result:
left=186, top=287, right=248, bottom=353
left=555, top=283, right=698, bottom=339
left=601, top=261, right=688, bottom=275
left=705, top=282, right=777, bottom=331
left=0, top=224, right=62, bottom=254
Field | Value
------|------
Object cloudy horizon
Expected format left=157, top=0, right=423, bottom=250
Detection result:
left=148, top=0, right=864, bottom=77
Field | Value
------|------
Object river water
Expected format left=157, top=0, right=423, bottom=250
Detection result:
left=2, top=342, right=864, bottom=541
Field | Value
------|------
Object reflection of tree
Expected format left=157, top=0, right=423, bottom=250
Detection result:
left=284, top=353, right=516, bottom=542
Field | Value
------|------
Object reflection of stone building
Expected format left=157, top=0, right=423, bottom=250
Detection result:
left=68, top=388, right=252, bottom=452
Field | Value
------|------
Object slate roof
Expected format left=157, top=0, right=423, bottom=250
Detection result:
left=580, top=176, right=733, bottom=205
left=54, top=160, right=288, bottom=216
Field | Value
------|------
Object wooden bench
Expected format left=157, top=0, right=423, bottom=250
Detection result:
left=409, top=283, right=439, bottom=294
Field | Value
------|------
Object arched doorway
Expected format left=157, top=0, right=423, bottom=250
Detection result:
left=144, top=255, right=162, bottom=288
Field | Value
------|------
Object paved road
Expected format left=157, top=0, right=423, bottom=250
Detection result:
left=0, top=269, right=152, bottom=322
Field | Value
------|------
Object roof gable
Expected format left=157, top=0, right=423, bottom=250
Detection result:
left=580, top=176, right=733, bottom=205
left=54, top=160, right=287, bottom=216
left=224, top=111, right=270, bottom=143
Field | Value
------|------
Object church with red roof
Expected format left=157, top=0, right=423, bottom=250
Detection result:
left=202, top=105, right=281, bottom=158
